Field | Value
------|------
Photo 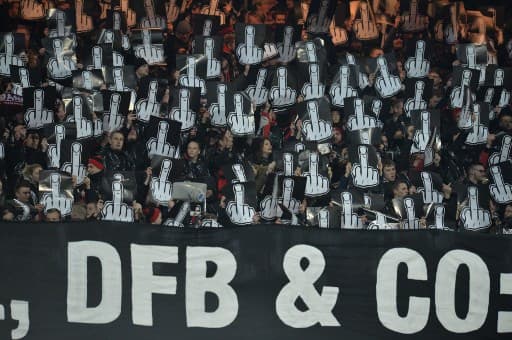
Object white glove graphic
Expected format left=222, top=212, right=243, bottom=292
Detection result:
left=47, top=125, right=65, bottom=168
left=280, top=178, right=301, bottom=215
left=402, top=197, right=420, bottom=229
left=450, top=69, right=472, bottom=108
left=47, top=39, right=76, bottom=79
left=318, top=209, right=329, bottom=228
left=418, top=172, right=444, bottom=204
left=121, top=0, right=137, bottom=27
left=61, top=143, right=87, bottom=185
left=494, top=68, right=505, bottom=87
left=260, top=176, right=280, bottom=220
left=204, top=38, right=221, bottom=78
left=236, top=25, right=263, bottom=65
left=463, top=45, right=477, bottom=69
left=308, top=0, right=330, bottom=33
left=136, top=80, right=160, bottom=122
left=460, top=187, right=491, bottom=230
left=13, top=67, right=31, bottom=96
left=72, top=96, right=93, bottom=139
left=428, top=205, right=446, bottom=229
left=412, top=111, right=431, bottom=152
left=353, top=1, right=378, bottom=40
left=0, top=34, right=24, bottom=76
left=226, top=183, right=255, bottom=225
left=134, top=30, right=164, bottom=64
left=351, top=145, right=379, bottom=188
left=102, top=181, right=134, bottom=222
left=375, top=56, right=402, bottom=98
left=347, top=53, right=369, bottom=89
left=90, top=46, right=103, bottom=69
left=200, top=0, right=226, bottom=25
left=304, top=41, right=318, bottom=62
left=368, top=212, right=388, bottom=230
left=401, top=0, right=428, bottom=32
left=228, top=93, right=254, bottom=135
left=489, top=135, right=512, bottom=165
left=24, top=89, right=53, bottom=129
left=104, top=93, right=125, bottom=132
left=270, top=67, right=296, bottom=107
left=202, top=19, right=213, bottom=36
left=41, top=173, right=72, bottom=216
left=302, top=100, right=332, bottom=141
left=210, top=84, right=228, bottom=126
left=465, top=103, right=488, bottom=145
left=490, top=166, right=512, bottom=204
left=170, top=88, right=196, bottom=131
left=141, top=0, right=166, bottom=29
left=404, top=81, right=428, bottom=117
left=499, top=88, right=511, bottom=108
left=347, top=98, right=377, bottom=131
left=76, top=0, right=93, bottom=33
left=179, top=56, right=206, bottom=94
left=246, top=68, right=268, bottom=107
left=457, top=92, right=473, bottom=130
left=48, top=10, right=70, bottom=38
left=330, top=65, right=358, bottom=107
left=283, top=153, right=294, bottom=176
left=165, top=0, right=179, bottom=25
left=146, top=120, right=176, bottom=158
left=330, top=19, right=348, bottom=46
left=405, top=40, right=430, bottom=78
left=150, top=159, right=174, bottom=204
left=20, top=0, right=46, bottom=20
left=301, top=63, right=324, bottom=100
left=304, top=152, right=329, bottom=196
left=341, top=192, right=361, bottom=229
left=277, top=26, right=296, bottom=63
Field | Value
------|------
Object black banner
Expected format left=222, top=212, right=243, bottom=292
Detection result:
left=0, top=223, right=511, bottom=339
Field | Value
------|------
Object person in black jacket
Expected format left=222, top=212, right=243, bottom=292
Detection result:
left=100, top=131, right=135, bottom=172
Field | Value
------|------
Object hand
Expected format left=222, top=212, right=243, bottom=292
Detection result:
left=246, top=68, right=268, bottom=107
left=61, top=142, right=87, bottom=186
left=236, top=25, right=263, bottom=65
left=76, top=0, right=93, bottom=33
left=489, top=135, right=512, bottom=165
left=404, top=80, right=428, bottom=117
left=205, top=38, right=221, bottom=78
left=226, top=183, right=255, bottom=225
left=228, top=93, right=254, bottom=135
left=450, top=69, right=472, bottom=108
left=72, top=96, right=93, bottom=139
left=270, top=67, right=296, bottom=107
left=277, top=26, right=296, bottom=63
left=353, top=1, right=378, bottom=40
left=347, top=98, right=377, bottom=131
left=460, top=186, right=491, bottom=230
left=150, top=159, right=174, bottom=205
left=280, top=178, right=300, bottom=215
left=401, top=0, right=428, bottom=32
left=24, top=89, right=53, bottom=129
left=140, top=0, right=166, bottom=29
left=104, top=93, right=125, bottom=132
left=330, top=65, right=358, bottom=107
left=179, top=56, right=206, bottom=94
left=136, top=80, right=160, bottom=122
left=47, top=125, right=65, bottom=168
left=209, top=83, right=228, bottom=126
left=402, top=197, right=420, bottom=229
left=301, top=63, right=324, bottom=100
left=489, top=166, right=512, bottom=204
left=41, top=173, right=73, bottom=216
left=170, top=88, right=196, bottom=131
left=418, top=172, right=444, bottom=204
left=307, top=0, right=330, bottom=33
left=20, top=0, right=45, bottom=20
left=341, top=192, right=361, bottom=229
left=412, top=111, right=431, bottom=152
left=102, top=181, right=134, bottom=222
left=375, top=56, right=402, bottom=98
left=330, top=19, right=348, bottom=46
left=146, top=120, right=176, bottom=158
left=465, top=104, right=488, bottom=145
left=302, top=100, right=332, bottom=141
left=304, top=152, right=329, bottom=196
left=346, top=53, right=369, bottom=89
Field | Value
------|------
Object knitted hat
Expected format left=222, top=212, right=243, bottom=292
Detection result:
left=88, top=155, right=104, bottom=170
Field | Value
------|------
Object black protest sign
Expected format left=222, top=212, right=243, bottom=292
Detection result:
left=221, top=161, right=255, bottom=184
left=488, top=133, right=512, bottom=166
left=404, top=39, right=431, bottom=79
left=410, top=109, right=440, bottom=153
left=105, top=10, right=128, bottom=32
left=150, top=156, right=186, bottom=206
left=348, top=128, right=382, bottom=146
left=391, top=194, right=425, bottom=229
left=144, top=116, right=182, bottom=159
left=296, top=98, right=332, bottom=142
left=349, top=144, right=380, bottom=189
left=352, top=0, right=379, bottom=41
left=97, top=29, right=129, bottom=52
left=302, top=151, right=330, bottom=197
left=269, top=66, right=298, bottom=109
left=192, top=15, right=221, bottom=36
left=226, top=92, right=255, bottom=136
left=234, top=23, right=266, bottom=65
left=483, top=65, right=512, bottom=89
left=131, top=29, right=166, bottom=65
left=10, top=65, right=42, bottom=88
left=207, top=81, right=235, bottom=127
left=72, top=69, right=105, bottom=91
left=372, top=54, right=402, bottom=98
left=308, top=206, right=341, bottom=228
left=176, top=54, right=207, bottom=94
left=0, top=32, right=26, bottom=55
left=344, top=97, right=379, bottom=132
left=135, top=78, right=165, bottom=123
left=400, top=0, right=429, bottom=33
left=45, top=37, right=77, bottom=81
left=39, top=170, right=74, bottom=216
left=488, top=162, right=512, bottom=205
left=130, top=0, right=167, bottom=29
left=101, top=170, right=138, bottom=204
left=274, top=150, right=300, bottom=177
left=105, top=66, right=137, bottom=91
left=275, top=25, right=301, bottom=63
left=458, top=185, right=492, bottom=231
left=59, top=139, right=92, bottom=185
left=169, top=87, right=201, bottom=131
left=192, top=36, right=223, bottom=79
left=102, top=90, right=131, bottom=132
left=411, top=171, right=445, bottom=205
left=329, top=64, right=358, bottom=107
left=403, top=78, right=433, bottom=118
left=299, top=63, right=326, bottom=101
left=465, top=102, right=490, bottom=146
left=305, top=0, right=336, bottom=34
left=277, top=175, right=306, bottom=215
left=456, top=43, right=488, bottom=67
left=362, top=95, right=387, bottom=121
left=222, top=181, right=258, bottom=226
left=23, top=86, right=56, bottom=130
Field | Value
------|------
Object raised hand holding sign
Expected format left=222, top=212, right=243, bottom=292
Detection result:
left=418, top=172, right=444, bottom=204
left=20, top=0, right=46, bottom=20
left=48, top=125, right=65, bottom=168
left=61, top=143, right=87, bottom=185
left=135, top=30, right=164, bottom=64
left=166, top=0, right=179, bottom=24
left=354, top=1, right=378, bottom=40
left=277, top=26, right=296, bottom=63
left=460, top=186, right=491, bottom=230
left=205, top=38, right=221, bottom=78
left=347, top=53, right=369, bottom=89
left=170, top=88, right=196, bottom=131
left=489, top=166, right=512, bottom=204
left=228, top=93, right=254, bottom=135
left=150, top=159, right=174, bottom=204
left=302, top=100, right=332, bottom=141
left=76, top=0, right=93, bottom=33
left=226, top=183, right=255, bottom=225
left=341, top=192, right=361, bottom=229
left=236, top=25, right=263, bottom=65
left=91, top=46, right=103, bottom=70
left=179, top=56, right=206, bottom=94
left=465, top=103, right=488, bottom=145
left=330, top=19, right=348, bottom=46
left=405, top=40, right=430, bottom=78
left=489, top=135, right=512, bottom=165
left=121, top=0, right=137, bottom=27
left=347, top=98, right=377, bottom=131
left=104, top=93, right=125, bottom=132
left=25, top=89, right=53, bottom=129
left=47, top=39, right=76, bottom=79
left=375, top=56, right=401, bottom=98
left=0, top=34, right=24, bottom=76
left=412, top=111, right=431, bottom=152
left=330, top=65, right=357, bottom=107
left=351, top=145, right=379, bottom=188
left=102, top=181, right=134, bottom=222
left=304, top=152, right=329, bottom=196
left=428, top=205, right=446, bottom=230
left=147, top=120, right=176, bottom=158
left=301, top=64, right=324, bottom=100
left=41, top=173, right=72, bottom=216
left=201, top=0, right=226, bottom=24
left=450, top=69, right=472, bottom=108
left=281, top=178, right=301, bottom=215
left=401, top=0, right=428, bottom=32
left=136, top=80, right=160, bottom=122
left=270, top=67, right=296, bottom=107
left=246, top=68, right=268, bottom=107
left=260, top=176, right=280, bottom=220
left=308, top=0, right=331, bottom=33
left=404, top=81, right=427, bottom=117
left=141, top=0, right=166, bottom=29
left=72, top=96, right=93, bottom=139
left=403, top=197, right=420, bottom=229
left=210, top=84, right=228, bottom=126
